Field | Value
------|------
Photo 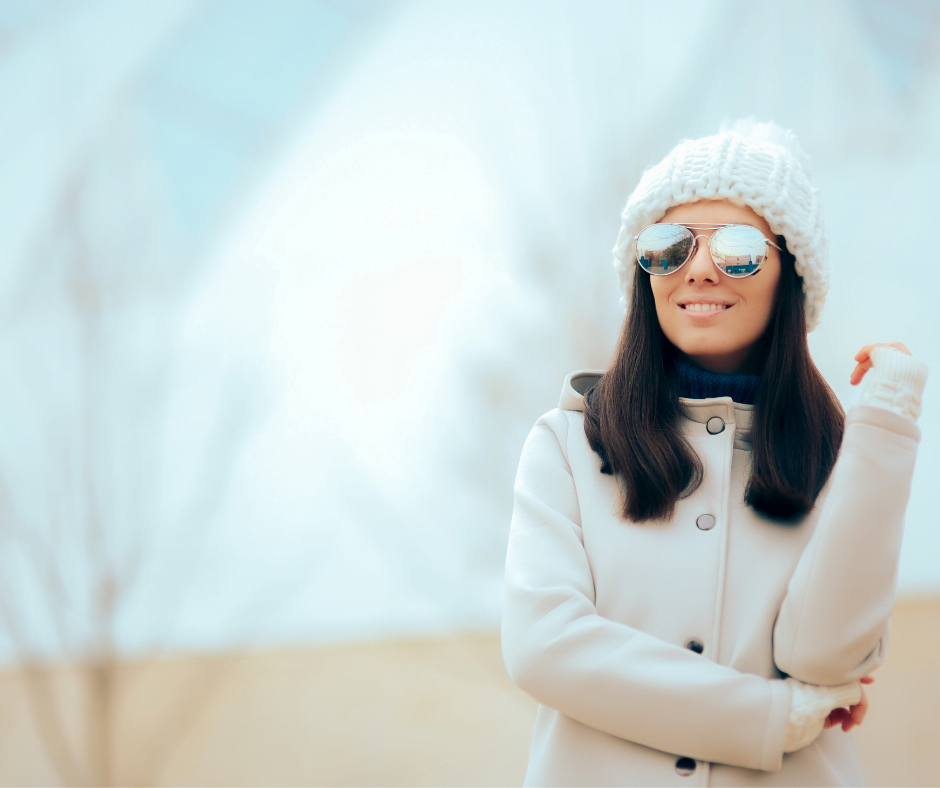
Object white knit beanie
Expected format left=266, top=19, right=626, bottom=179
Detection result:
left=612, top=120, right=828, bottom=332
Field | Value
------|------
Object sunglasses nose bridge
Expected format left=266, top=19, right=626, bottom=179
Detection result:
left=685, top=233, right=719, bottom=275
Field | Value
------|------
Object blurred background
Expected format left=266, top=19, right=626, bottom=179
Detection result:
left=0, top=0, right=938, bottom=785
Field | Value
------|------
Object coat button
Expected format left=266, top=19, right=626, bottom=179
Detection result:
left=706, top=416, right=725, bottom=434
left=685, top=639, right=704, bottom=654
left=696, top=513, right=716, bottom=531
left=676, top=757, right=696, bottom=776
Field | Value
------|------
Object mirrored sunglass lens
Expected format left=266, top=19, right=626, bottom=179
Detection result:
left=710, top=226, right=768, bottom=276
left=636, top=225, right=693, bottom=274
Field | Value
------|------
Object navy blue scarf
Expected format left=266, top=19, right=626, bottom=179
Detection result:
left=676, top=358, right=760, bottom=405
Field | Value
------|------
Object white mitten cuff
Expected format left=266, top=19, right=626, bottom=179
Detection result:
left=859, top=346, right=929, bottom=421
left=783, top=677, right=861, bottom=753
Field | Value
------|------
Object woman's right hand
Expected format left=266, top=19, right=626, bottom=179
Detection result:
left=824, top=676, right=874, bottom=732
left=850, top=344, right=911, bottom=385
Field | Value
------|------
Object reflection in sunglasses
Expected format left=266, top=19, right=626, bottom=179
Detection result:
left=636, top=224, right=773, bottom=278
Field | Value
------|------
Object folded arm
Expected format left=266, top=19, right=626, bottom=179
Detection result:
left=501, top=410, right=792, bottom=772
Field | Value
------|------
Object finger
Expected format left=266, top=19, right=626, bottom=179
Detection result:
left=856, top=693, right=869, bottom=720
left=860, top=676, right=875, bottom=684
left=843, top=712, right=863, bottom=732
left=824, top=708, right=844, bottom=727
left=842, top=708, right=858, bottom=732
left=841, top=696, right=869, bottom=733
left=850, top=359, right=873, bottom=386
left=828, top=707, right=850, bottom=726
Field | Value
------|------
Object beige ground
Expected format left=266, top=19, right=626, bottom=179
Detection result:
left=0, top=594, right=937, bottom=786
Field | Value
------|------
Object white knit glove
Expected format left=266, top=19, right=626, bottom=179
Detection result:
left=783, top=677, right=862, bottom=753
left=859, top=346, right=929, bottom=421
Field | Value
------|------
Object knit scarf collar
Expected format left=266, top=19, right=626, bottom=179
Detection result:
left=676, top=358, right=760, bottom=405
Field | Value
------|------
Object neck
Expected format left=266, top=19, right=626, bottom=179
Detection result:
left=675, top=357, right=761, bottom=405
left=679, top=349, right=761, bottom=375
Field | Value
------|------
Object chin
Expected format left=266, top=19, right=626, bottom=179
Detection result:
left=673, top=339, right=743, bottom=360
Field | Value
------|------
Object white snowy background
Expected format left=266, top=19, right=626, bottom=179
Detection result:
left=0, top=0, right=937, bottom=664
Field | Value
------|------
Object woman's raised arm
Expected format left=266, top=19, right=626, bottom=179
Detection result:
left=773, top=346, right=927, bottom=685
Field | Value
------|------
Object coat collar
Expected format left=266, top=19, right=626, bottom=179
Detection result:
left=558, top=369, right=753, bottom=451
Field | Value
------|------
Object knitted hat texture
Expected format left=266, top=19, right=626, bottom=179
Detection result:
left=612, top=120, right=828, bottom=332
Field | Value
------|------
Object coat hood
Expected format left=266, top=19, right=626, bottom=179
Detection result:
left=558, top=369, right=604, bottom=412
left=557, top=369, right=755, bottom=451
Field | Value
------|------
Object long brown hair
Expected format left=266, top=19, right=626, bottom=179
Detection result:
left=582, top=241, right=844, bottom=522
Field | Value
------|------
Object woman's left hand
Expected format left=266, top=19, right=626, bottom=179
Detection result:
left=824, top=676, right=874, bottom=732
left=850, top=343, right=911, bottom=386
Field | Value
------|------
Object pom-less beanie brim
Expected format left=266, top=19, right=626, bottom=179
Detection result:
left=613, top=120, right=828, bottom=332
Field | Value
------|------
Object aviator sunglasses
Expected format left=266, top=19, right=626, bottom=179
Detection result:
left=635, top=223, right=782, bottom=278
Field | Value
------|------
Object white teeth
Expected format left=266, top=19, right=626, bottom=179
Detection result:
left=685, top=303, right=728, bottom=312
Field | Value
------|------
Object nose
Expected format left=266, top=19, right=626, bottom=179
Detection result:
left=685, top=234, right=719, bottom=284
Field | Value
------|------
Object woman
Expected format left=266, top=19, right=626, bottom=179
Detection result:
left=500, top=121, right=928, bottom=787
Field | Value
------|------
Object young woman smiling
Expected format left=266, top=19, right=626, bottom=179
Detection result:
left=501, top=121, right=928, bottom=787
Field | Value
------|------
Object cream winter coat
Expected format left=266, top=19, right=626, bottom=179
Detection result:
left=501, top=369, right=922, bottom=787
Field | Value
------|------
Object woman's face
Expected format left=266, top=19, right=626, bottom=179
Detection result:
left=648, top=200, right=782, bottom=374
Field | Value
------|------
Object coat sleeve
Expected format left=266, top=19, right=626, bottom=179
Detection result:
left=501, top=409, right=792, bottom=772
left=773, top=404, right=922, bottom=686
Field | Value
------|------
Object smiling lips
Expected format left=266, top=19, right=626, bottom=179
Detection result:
left=680, top=302, right=732, bottom=313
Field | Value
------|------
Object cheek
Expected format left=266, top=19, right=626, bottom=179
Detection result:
left=743, top=276, right=780, bottom=332
left=649, top=280, right=673, bottom=320
left=650, top=284, right=684, bottom=346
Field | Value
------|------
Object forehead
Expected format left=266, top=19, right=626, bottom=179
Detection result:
left=659, top=200, right=773, bottom=237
